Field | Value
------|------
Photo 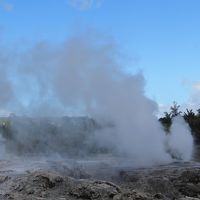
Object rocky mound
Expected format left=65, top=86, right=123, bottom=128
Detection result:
left=0, top=162, right=200, bottom=199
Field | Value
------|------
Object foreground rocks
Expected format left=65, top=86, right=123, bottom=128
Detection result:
left=0, top=161, right=200, bottom=199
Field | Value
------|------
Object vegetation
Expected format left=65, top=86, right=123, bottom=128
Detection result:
left=0, top=118, right=12, bottom=139
left=1, top=103, right=200, bottom=148
left=159, top=102, right=200, bottom=143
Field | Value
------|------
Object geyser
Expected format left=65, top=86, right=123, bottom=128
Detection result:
left=0, top=31, right=194, bottom=166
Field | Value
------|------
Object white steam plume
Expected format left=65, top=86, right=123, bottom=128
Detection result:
left=167, top=117, right=193, bottom=160
left=0, top=31, right=194, bottom=165
left=0, top=45, right=14, bottom=108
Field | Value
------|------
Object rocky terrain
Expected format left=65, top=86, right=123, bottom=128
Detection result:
left=0, top=160, right=199, bottom=199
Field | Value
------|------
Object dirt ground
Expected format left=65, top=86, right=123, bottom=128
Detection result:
left=0, top=159, right=200, bottom=199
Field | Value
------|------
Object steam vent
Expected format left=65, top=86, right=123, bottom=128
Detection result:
left=1, top=0, right=200, bottom=199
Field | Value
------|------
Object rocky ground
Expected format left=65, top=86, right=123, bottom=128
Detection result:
left=0, top=160, right=200, bottom=199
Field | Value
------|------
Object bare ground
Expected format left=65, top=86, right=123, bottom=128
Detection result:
left=0, top=160, right=200, bottom=200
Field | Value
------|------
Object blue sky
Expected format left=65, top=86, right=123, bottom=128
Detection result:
left=1, top=0, right=200, bottom=107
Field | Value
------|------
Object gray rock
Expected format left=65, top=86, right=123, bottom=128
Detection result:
left=1, top=161, right=200, bottom=199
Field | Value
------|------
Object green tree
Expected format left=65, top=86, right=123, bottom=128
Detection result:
left=159, top=112, right=172, bottom=133
left=170, top=101, right=182, bottom=118
left=183, top=109, right=196, bottom=122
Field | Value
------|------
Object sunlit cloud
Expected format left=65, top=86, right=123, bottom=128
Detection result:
left=193, top=81, right=200, bottom=90
left=157, top=80, right=200, bottom=116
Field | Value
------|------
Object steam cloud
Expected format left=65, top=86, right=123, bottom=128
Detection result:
left=0, top=31, right=194, bottom=166
left=0, top=46, right=13, bottom=107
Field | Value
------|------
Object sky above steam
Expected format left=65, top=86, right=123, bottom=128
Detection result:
left=0, top=0, right=200, bottom=108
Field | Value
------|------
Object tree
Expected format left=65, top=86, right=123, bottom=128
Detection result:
left=170, top=101, right=182, bottom=118
left=197, top=109, right=200, bottom=118
left=183, top=109, right=196, bottom=122
left=159, top=112, right=172, bottom=133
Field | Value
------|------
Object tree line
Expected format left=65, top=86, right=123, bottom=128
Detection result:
left=159, top=102, right=200, bottom=143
